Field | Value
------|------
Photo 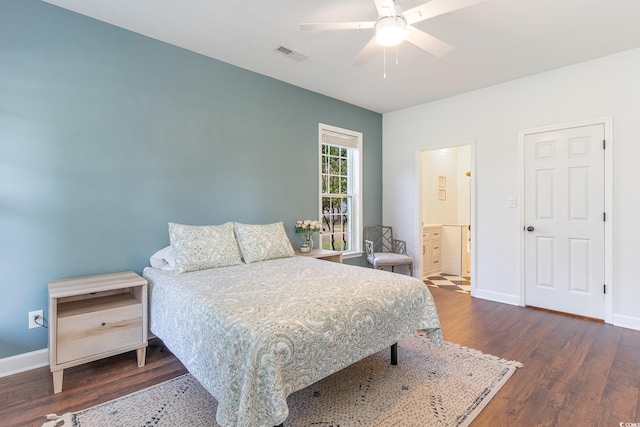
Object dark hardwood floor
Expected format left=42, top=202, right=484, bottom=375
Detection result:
left=1, top=287, right=638, bottom=426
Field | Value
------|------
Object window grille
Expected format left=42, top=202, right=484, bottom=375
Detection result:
left=319, top=124, right=362, bottom=254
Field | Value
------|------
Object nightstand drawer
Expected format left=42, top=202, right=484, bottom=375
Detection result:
left=57, top=302, right=142, bottom=364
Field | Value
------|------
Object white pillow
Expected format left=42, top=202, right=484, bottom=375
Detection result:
left=150, top=246, right=176, bottom=271
left=233, top=221, right=295, bottom=264
left=169, top=222, right=243, bottom=273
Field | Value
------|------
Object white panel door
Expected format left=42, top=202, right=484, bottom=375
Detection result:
left=524, top=124, right=605, bottom=318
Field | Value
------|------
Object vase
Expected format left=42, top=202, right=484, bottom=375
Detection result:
left=300, top=234, right=313, bottom=253
left=299, top=244, right=311, bottom=253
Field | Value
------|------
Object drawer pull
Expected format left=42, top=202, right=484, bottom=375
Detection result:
left=433, top=246, right=439, bottom=250
left=101, top=322, right=106, bottom=326
left=433, top=260, right=439, bottom=264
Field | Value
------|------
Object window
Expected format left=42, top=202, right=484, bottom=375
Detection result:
left=319, top=124, right=362, bottom=255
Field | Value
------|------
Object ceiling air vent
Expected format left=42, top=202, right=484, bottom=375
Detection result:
left=273, top=45, right=309, bottom=62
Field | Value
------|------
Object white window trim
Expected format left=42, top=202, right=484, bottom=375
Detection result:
left=318, top=123, right=363, bottom=258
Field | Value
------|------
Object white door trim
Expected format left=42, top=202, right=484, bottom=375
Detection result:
left=518, top=117, right=613, bottom=323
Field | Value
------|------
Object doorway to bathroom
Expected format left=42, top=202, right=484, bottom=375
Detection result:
left=419, top=144, right=472, bottom=294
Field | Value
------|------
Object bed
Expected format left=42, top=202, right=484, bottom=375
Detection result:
left=144, top=221, right=442, bottom=427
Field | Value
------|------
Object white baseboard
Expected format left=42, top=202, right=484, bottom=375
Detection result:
left=471, top=289, right=640, bottom=332
left=613, top=313, right=640, bottom=331
left=471, top=288, right=521, bottom=306
left=0, top=348, right=49, bottom=378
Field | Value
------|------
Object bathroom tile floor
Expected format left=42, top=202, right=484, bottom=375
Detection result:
left=425, top=273, right=471, bottom=294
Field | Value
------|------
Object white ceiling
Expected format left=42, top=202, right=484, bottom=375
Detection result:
left=42, top=0, right=640, bottom=113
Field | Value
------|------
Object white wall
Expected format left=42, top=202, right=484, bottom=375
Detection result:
left=383, top=47, right=640, bottom=330
left=420, top=146, right=471, bottom=226
left=420, top=149, right=459, bottom=225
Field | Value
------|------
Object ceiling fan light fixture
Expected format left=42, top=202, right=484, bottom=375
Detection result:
left=375, top=16, right=407, bottom=47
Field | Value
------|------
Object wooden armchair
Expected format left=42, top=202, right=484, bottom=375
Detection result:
left=364, top=225, right=413, bottom=276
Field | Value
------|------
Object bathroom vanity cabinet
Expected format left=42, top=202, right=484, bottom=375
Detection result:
left=422, top=226, right=442, bottom=278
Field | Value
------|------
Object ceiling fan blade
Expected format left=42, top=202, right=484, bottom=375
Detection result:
left=403, top=0, right=485, bottom=25
left=405, top=26, right=454, bottom=58
left=352, top=37, right=379, bottom=66
left=373, top=0, right=396, bottom=17
left=300, top=21, right=375, bottom=31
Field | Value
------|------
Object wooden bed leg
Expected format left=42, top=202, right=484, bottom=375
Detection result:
left=391, top=342, right=398, bottom=365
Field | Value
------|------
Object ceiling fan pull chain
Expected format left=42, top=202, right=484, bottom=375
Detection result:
left=383, top=47, right=387, bottom=79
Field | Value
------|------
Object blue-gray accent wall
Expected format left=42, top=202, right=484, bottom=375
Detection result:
left=0, top=0, right=382, bottom=358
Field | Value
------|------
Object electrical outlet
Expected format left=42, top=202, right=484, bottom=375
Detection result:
left=29, top=310, right=44, bottom=329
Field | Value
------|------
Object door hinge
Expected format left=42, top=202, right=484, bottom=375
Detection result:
left=603, top=284, right=606, bottom=294
left=603, top=212, right=606, bottom=222
left=603, top=139, right=606, bottom=149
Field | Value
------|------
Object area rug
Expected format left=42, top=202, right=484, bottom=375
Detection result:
left=42, top=333, right=522, bottom=427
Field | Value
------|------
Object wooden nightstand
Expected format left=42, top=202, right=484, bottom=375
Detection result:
left=48, top=271, right=148, bottom=394
left=296, top=248, right=343, bottom=263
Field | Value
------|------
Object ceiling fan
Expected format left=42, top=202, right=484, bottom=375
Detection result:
left=300, top=0, right=484, bottom=66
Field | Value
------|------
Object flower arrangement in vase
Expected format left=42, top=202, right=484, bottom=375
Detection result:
left=295, top=220, right=322, bottom=253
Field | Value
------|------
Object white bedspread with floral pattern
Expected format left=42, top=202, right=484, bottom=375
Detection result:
left=143, top=256, right=442, bottom=427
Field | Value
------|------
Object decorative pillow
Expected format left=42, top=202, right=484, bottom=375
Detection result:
left=168, top=222, right=243, bottom=273
left=150, top=246, right=176, bottom=271
left=233, top=222, right=295, bottom=264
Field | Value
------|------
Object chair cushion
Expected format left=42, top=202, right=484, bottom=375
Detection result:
left=369, top=252, right=413, bottom=268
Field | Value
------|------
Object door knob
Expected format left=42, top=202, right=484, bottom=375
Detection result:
left=526, top=226, right=535, bottom=232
